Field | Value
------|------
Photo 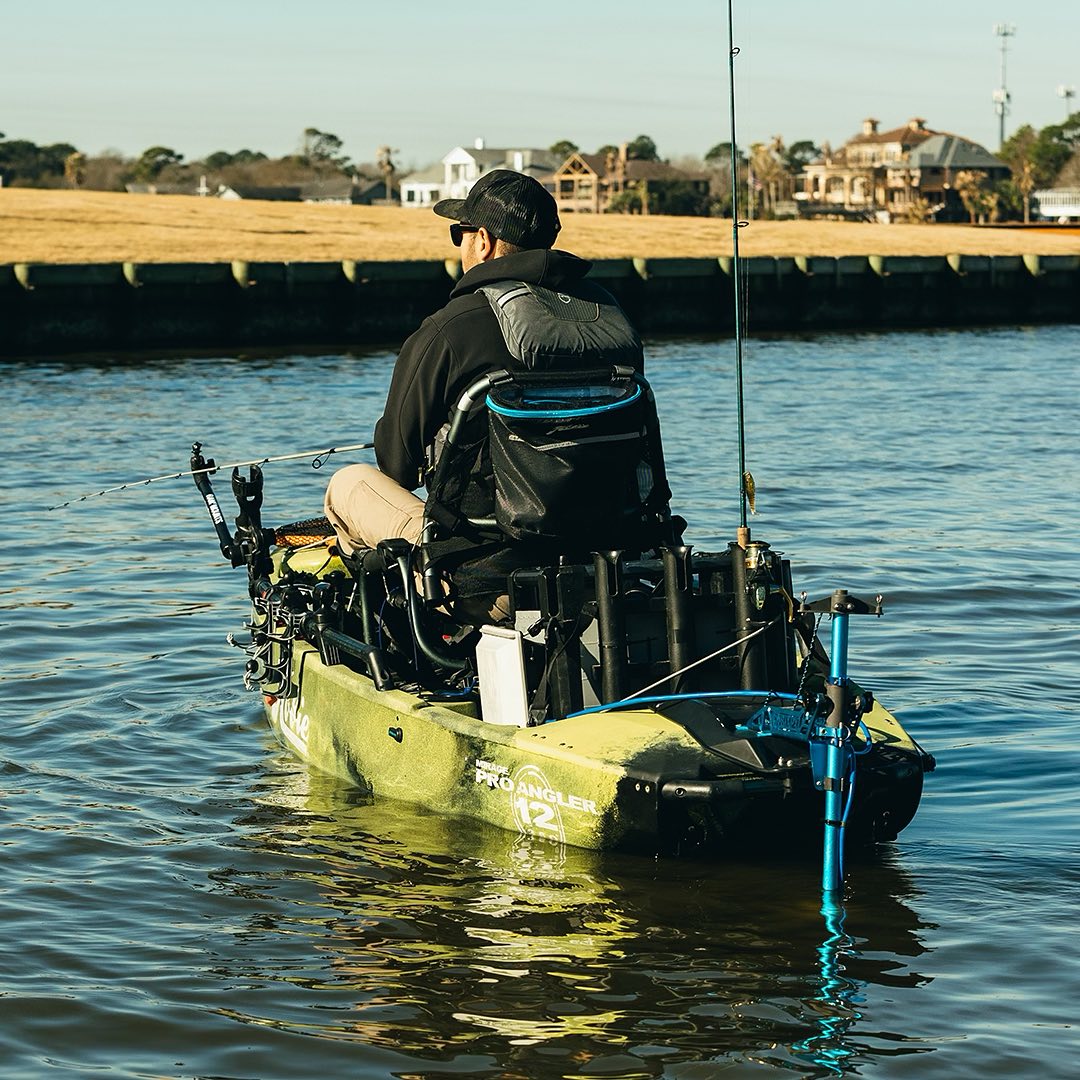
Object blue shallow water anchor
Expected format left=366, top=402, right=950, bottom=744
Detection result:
left=801, top=589, right=883, bottom=895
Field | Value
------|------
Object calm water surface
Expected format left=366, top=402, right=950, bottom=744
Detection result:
left=2, top=325, right=1078, bottom=1078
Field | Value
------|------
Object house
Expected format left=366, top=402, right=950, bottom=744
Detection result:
left=298, top=174, right=387, bottom=205
left=125, top=181, right=206, bottom=196
left=398, top=163, right=446, bottom=208
left=1032, top=188, right=1080, bottom=221
left=216, top=185, right=303, bottom=202
left=552, top=146, right=710, bottom=214
left=398, top=139, right=559, bottom=208
left=800, top=118, right=1009, bottom=222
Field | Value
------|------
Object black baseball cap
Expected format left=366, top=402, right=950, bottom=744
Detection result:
left=433, top=169, right=561, bottom=249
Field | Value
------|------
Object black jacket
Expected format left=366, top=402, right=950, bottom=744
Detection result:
left=374, top=248, right=631, bottom=491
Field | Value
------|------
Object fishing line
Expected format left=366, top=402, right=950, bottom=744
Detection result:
left=622, top=612, right=783, bottom=700
left=48, top=440, right=375, bottom=511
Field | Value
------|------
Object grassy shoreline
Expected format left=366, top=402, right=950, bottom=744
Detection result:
left=2, top=188, right=1079, bottom=265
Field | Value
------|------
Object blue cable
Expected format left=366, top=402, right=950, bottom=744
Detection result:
left=564, top=689, right=801, bottom=719
left=853, top=719, right=873, bottom=755
left=838, top=762, right=857, bottom=881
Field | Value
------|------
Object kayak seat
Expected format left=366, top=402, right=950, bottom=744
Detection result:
left=424, top=365, right=677, bottom=556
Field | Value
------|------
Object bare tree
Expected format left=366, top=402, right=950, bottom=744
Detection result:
left=376, top=145, right=398, bottom=202
left=64, top=151, right=86, bottom=189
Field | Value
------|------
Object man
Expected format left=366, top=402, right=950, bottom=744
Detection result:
left=324, top=168, right=642, bottom=554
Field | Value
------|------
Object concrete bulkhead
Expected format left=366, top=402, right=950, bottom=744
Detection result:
left=0, top=255, right=1077, bottom=357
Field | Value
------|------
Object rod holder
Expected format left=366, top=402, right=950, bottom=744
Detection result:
left=662, top=545, right=695, bottom=692
left=594, top=551, right=628, bottom=703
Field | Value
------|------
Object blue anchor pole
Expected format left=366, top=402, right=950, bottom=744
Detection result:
left=823, top=596, right=851, bottom=894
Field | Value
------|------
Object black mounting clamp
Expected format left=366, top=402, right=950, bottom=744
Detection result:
left=799, top=588, right=883, bottom=617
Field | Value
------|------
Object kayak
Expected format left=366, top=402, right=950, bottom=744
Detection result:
left=214, top=521, right=931, bottom=858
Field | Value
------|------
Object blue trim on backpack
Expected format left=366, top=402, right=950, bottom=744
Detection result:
left=485, top=383, right=641, bottom=420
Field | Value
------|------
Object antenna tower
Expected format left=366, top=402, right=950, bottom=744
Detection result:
left=992, top=23, right=1016, bottom=149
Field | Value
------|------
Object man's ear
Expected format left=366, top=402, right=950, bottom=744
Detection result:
left=477, top=227, right=498, bottom=262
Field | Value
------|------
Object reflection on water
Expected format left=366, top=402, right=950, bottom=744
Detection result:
left=206, top=763, right=935, bottom=1076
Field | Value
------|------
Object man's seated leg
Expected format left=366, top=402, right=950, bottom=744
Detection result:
left=324, top=463, right=425, bottom=553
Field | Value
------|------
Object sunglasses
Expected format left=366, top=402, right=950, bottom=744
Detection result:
left=449, top=223, right=481, bottom=246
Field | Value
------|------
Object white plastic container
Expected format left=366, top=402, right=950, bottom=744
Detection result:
left=475, top=625, right=530, bottom=727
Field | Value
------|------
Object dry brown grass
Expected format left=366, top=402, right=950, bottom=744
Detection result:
left=2, top=188, right=1079, bottom=265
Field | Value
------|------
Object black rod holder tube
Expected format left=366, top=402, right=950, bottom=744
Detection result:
left=662, top=545, right=696, bottom=692
left=594, top=551, right=628, bottom=703
left=304, top=614, right=394, bottom=691
left=730, top=541, right=767, bottom=690
left=190, top=444, right=238, bottom=564
left=551, top=563, right=585, bottom=718
left=356, top=566, right=377, bottom=647
left=394, top=553, right=466, bottom=672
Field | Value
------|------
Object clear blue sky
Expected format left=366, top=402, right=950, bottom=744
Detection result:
left=2, top=0, right=1075, bottom=169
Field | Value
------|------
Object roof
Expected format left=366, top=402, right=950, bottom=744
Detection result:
left=400, top=163, right=445, bottom=185
left=554, top=153, right=705, bottom=181
left=450, top=146, right=559, bottom=172
left=220, top=185, right=302, bottom=201
left=909, top=134, right=1008, bottom=171
left=298, top=177, right=384, bottom=200
left=125, top=182, right=199, bottom=195
left=848, top=121, right=938, bottom=147
left=624, top=160, right=707, bottom=182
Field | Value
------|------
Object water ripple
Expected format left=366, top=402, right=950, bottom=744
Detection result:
left=2, top=326, right=1079, bottom=1078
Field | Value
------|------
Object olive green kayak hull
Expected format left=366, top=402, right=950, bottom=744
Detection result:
left=263, top=641, right=924, bottom=855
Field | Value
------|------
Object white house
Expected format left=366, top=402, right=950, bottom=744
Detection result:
left=399, top=138, right=558, bottom=208
left=399, top=163, right=445, bottom=208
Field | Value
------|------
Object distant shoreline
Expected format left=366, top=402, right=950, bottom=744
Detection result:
left=3, top=189, right=1080, bottom=265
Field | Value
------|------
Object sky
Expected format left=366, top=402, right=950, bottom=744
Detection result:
left=1, top=0, right=1076, bottom=171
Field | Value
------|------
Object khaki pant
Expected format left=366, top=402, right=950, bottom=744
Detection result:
left=324, top=462, right=510, bottom=622
left=323, top=463, right=426, bottom=554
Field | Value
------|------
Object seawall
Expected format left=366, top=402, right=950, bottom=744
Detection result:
left=2, top=253, right=1078, bottom=357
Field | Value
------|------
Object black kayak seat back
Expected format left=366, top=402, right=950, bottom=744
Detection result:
left=428, top=365, right=673, bottom=554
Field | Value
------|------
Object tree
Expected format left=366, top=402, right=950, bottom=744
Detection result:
left=704, top=141, right=736, bottom=164
left=651, top=180, right=711, bottom=216
left=376, top=145, right=397, bottom=200
left=299, top=127, right=349, bottom=169
left=1058, top=148, right=1080, bottom=186
left=203, top=148, right=267, bottom=171
left=63, top=151, right=86, bottom=188
left=0, top=138, right=78, bottom=185
left=549, top=139, right=578, bottom=159
left=954, top=170, right=999, bottom=224
left=782, top=139, right=819, bottom=175
left=748, top=137, right=790, bottom=218
left=606, top=189, right=642, bottom=214
left=1001, top=114, right=1080, bottom=190
left=625, top=134, right=659, bottom=161
left=82, top=152, right=129, bottom=191
left=133, top=145, right=183, bottom=181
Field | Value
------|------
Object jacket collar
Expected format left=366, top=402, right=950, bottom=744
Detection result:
left=449, top=248, right=592, bottom=299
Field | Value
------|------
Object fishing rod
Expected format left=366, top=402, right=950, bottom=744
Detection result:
left=727, top=0, right=752, bottom=545
left=47, top=440, right=375, bottom=511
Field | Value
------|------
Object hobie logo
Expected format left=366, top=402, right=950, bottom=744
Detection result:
left=271, top=697, right=310, bottom=755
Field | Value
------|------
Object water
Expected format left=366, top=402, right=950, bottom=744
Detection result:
left=3, top=325, right=1078, bottom=1078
